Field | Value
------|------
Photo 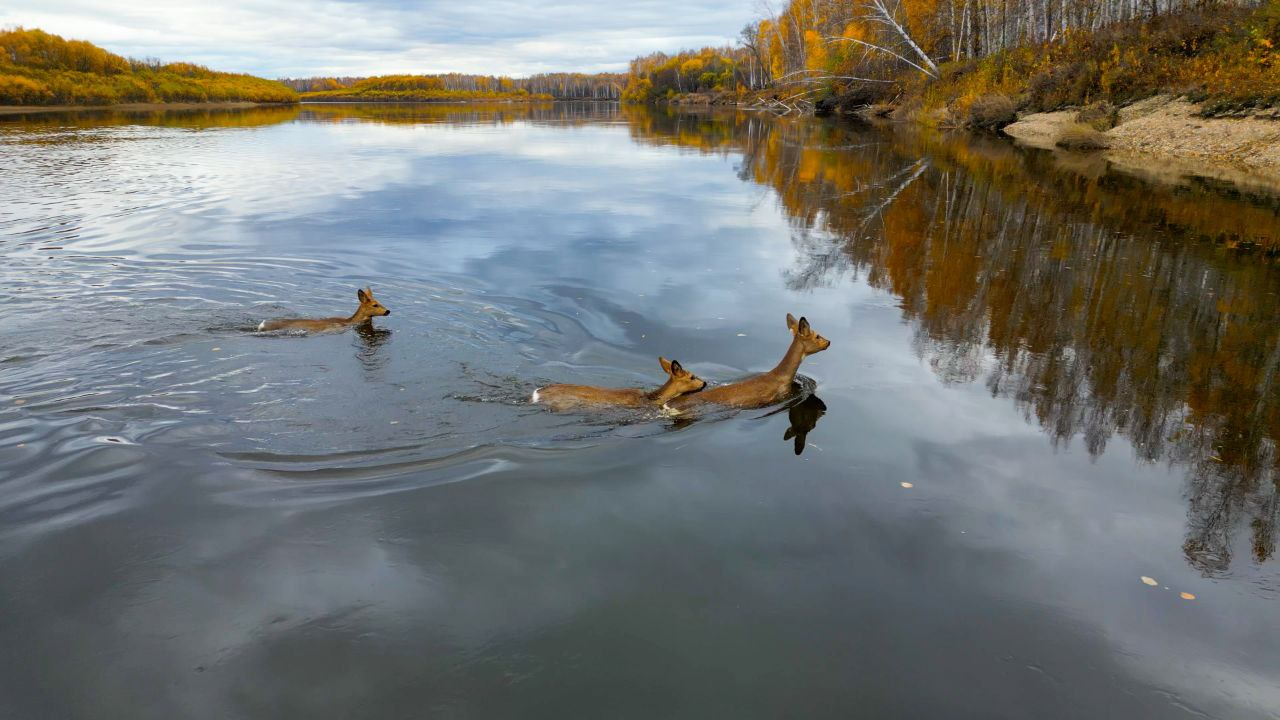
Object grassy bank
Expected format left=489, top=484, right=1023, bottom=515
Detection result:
left=0, top=28, right=297, bottom=106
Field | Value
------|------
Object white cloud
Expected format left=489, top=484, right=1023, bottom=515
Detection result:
left=1, top=0, right=754, bottom=77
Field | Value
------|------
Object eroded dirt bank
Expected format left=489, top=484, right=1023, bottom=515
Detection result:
left=1003, top=96, right=1280, bottom=178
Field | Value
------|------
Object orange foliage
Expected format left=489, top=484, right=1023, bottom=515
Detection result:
left=0, top=27, right=297, bottom=105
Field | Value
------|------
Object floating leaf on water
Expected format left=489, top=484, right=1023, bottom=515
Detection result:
left=14, top=399, right=25, bottom=405
left=1141, top=576, right=1158, bottom=586
left=900, top=482, right=914, bottom=488
left=211, top=347, right=221, bottom=352
left=1180, top=592, right=1196, bottom=600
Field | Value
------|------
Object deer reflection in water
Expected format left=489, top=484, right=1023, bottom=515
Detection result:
left=354, top=322, right=393, bottom=374
left=783, top=394, right=827, bottom=455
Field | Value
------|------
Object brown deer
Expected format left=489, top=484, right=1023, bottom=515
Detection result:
left=667, top=313, right=830, bottom=411
left=258, top=287, right=391, bottom=333
left=533, top=357, right=707, bottom=411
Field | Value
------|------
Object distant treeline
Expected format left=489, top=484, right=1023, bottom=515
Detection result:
left=623, top=0, right=1278, bottom=116
left=0, top=28, right=297, bottom=105
left=284, top=72, right=624, bottom=101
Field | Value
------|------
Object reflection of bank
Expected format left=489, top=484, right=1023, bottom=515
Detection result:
left=0, top=104, right=301, bottom=130
left=300, top=101, right=620, bottom=128
left=629, top=104, right=1280, bottom=570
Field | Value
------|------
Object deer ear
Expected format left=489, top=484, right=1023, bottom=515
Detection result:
left=670, top=360, right=684, bottom=376
left=357, top=288, right=369, bottom=302
left=659, top=357, right=673, bottom=375
left=787, top=313, right=798, bottom=333
left=798, top=317, right=811, bottom=335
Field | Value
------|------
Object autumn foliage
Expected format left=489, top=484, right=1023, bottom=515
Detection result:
left=916, top=3, right=1280, bottom=122
left=301, top=75, right=545, bottom=103
left=622, top=48, right=748, bottom=102
left=293, top=73, right=623, bottom=102
left=0, top=28, right=297, bottom=105
left=624, top=1, right=1279, bottom=115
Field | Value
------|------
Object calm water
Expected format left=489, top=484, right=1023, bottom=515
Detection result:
left=2, top=102, right=1280, bottom=719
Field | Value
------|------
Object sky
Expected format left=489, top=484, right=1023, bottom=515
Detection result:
left=1, top=0, right=755, bottom=78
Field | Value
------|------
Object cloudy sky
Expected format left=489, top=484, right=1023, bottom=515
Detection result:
left=1, top=0, right=756, bottom=78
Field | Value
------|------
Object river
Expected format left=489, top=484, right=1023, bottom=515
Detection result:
left=2, top=101, right=1278, bottom=719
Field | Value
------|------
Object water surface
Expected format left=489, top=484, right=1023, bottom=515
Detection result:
left=2, top=102, right=1279, bottom=719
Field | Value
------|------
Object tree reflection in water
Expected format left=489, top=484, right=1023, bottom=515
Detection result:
left=628, top=106, right=1280, bottom=574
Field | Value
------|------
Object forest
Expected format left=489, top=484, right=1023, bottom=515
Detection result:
left=287, top=73, right=624, bottom=102
left=623, top=0, right=1279, bottom=118
left=0, top=28, right=297, bottom=106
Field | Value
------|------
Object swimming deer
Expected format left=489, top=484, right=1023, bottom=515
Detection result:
left=533, top=357, right=707, bottom=411
left=667, top=313, right=830, bottom=411
left=257, top=287, right=391, bottom=333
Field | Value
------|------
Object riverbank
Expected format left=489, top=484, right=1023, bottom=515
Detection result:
left=1003, top=95, right=1280, bottom=178
left=1, top=28, right=298, bottom=106
left=0, top=101, right=297, bottom=116
left=645, top=90, right=1280, bottom=184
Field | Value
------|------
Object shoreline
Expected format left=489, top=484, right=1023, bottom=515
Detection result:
left=659, top=92, right=1280, bottom=184
left=0, top=101, right=298, bottom=116
left=297, top=97, right=618, bottom=105
left=1000, top=96, right=1280, bottom=183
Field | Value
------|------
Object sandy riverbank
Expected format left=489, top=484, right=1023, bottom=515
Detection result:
left=1003, top=95, right=1280, bottom=180
left=0, top=101, right=296, bottom=116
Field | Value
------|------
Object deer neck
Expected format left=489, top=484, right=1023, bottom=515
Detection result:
left=347, top=306, right=372, bottom=324
left=646, top=379, right=682, bottom=405
left=769, top=338, right=806, bottom=385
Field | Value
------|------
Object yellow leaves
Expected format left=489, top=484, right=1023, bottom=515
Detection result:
left=803, top=29, right=828, bottom=71
left=1141, top=577, right=1199, bottom=601
left=0, top=27, right=297, bottom=105
left=841, top=22, right=870, bottom=43
left=0, top=73, right=51, bottom=103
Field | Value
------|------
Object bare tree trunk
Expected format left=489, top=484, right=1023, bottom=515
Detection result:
left=868, top=0, right=941, bottom=75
